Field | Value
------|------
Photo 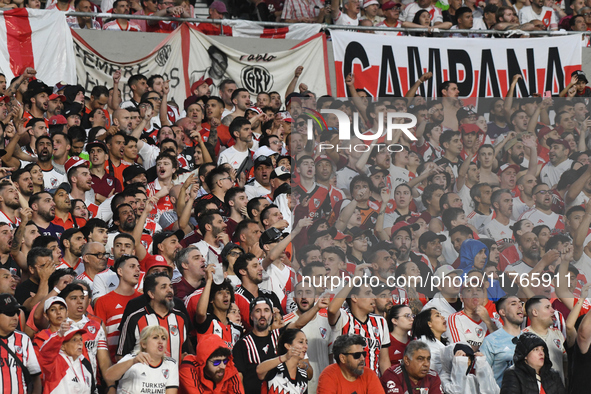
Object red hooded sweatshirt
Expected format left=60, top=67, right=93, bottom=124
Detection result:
left=179, top=334, right=244, bottom=394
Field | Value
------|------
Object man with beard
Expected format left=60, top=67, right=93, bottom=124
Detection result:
left=152, top=230, right=184, bottom=281
left=317, top=334, right=384, bottom=393
left=481, top=295, right=524, bottom=386
left=234, top=253, right=283, bottom=330
left=67, top=157, right=95, bottom=211
left=51, top=132, right=70, bottom=176
left=24, top=79, right=51, bottom=120
left=117, top=272, right=190, bottom=364
left=467, top=183, right=494, bottom=233
left=483, top=189, right=514, bottom=246
left=199, top=166, right=233, bottom=216
left=380, top=341, right=442, bottom=394
left=233, top=295, right=323, bottom=394
left=540, top=139, right=572, bottom=188
left=245, top=156, right=273, bottom=200
left=58, top=228, right=87, bottom=274
left=512, top=174, right=537, bottom=220
left=11, top=169, right=34, bottom=205
left=30, top=191, right=64, bottom=240
left=51, top=183, right=77, bottom=230
left=222, top=88, right=252, bottom=126
left=505, top=232, right=555, bottom=276
left=315, top=155, right=346, bottom=209
left=218, top=117, right=253, bottom=171
left=36, top=135, right=65, bottom=191
left=77, top=242, right=107, bottom=290
left=87, top=140, right=122, bottom=205
left=192, top=209, right=229, bottom=267
left=0, top=180, right=23, bottom=230
left=105, top=132, right=130, bottom=187
left=435, top=130, right=463, bottom=178
left=519, top=183, right=565, bottom=230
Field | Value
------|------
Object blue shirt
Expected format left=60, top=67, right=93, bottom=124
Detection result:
left=480, top=327, right=516, bottom=387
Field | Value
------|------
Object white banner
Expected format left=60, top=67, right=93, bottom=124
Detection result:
left=72, top=27, right=187, bottom=107
left=186, top=25, right=330, bottom=99
left=0, top=9, right=76, bottom=85
left=330, top=30, right=582, bottom=98
left=223, top=19, right=322, bottom=40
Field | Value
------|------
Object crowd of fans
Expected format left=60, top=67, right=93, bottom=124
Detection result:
left=4, top=0, right=591, bottom=35
left=1, top=51, right=591, bottom=394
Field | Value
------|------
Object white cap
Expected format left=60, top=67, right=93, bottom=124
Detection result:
left=254, top=146, right=277, bottom=160
left=44, top=296, right=67, bottom=313
left=364, top=0, right=379, bottom=7
left=433, top=265, right=463, bottom=281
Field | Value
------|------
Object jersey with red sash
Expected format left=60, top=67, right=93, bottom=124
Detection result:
left=292, top=182, right=332, bottom=220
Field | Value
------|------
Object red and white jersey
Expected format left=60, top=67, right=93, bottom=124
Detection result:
left=76, top=271, right=97, bottom=290
left=102, top=19, right=142, bottom=31
left=519, top=208, right=565, bottom=230
left=0, top=330, right=41, bottom=394
left=260, top=263, right=297, bottom=308
left=56, top=258, right=85, bottom=276
left=93, top=290, right=142, bottom=362
left=511, top=196, right=532, bottom=221
left=446, top=310, right=489, bottom=349
left=467, top=210, right=494, bottom=234
left=115, top=354, right=179, bottom=393
left=518, top=5, right=558, bottom=29
left=37, top=332, right=94, bottom=394
left=0, top=210, right=21, bottom=230
left=375, top=20, right=404, bottom=36
left=482, top=218, right=515, bottom=245
left=327, top=185, right=346, bottom=209
left=68, top=315, right=108, bottom=380
left=147, top=179, right=175, bottom=221
left=332, top=309, right=390, bottom=374
left=539, top=159, right=572, bottom=187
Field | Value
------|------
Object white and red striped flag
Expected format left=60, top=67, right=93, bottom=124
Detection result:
left=222, top=19, right=322, bottom=39
left=0, top=9, right=76, bottom=84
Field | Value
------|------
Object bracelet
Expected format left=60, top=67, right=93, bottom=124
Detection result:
left=53, top=287, right=61, bottom=295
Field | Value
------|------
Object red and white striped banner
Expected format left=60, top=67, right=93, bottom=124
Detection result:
left=0, top=9, right=76, bottom=84
left=222, top=19, right=322, bottom=40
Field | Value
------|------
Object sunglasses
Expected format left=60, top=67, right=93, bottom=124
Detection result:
left=210, top=358, right=230, bottom=366
left=343, top=351, right=366, bottom=359
left=535, top=190, right=551, bottom=195
left=296, top=121, right=306, bottom=127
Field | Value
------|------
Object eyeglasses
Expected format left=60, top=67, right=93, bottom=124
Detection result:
left=228, top=251, right=243, bottom=257
left=88, top=252, right=107, bottom=259
left=210, top=358, right=230, bottom=366
left=343, top=351, right=366, bottom=359
left=148, top=96, right=162, bottom=102
left=535, top=190, right=551, bottom=195
left=219, top=177, right=232, bottom=182
left=402, top=313, right=415, bottom=319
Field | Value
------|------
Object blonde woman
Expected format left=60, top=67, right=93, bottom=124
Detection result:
left=105, top=325, right=178, bottom=393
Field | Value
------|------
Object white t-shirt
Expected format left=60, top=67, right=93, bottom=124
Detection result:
left=388, top=164, right=410, bottom=192
left=457, top=184, right=473, bottom=215
left=518, top=6, right=558, bottom=29
left=43, top=167, right=66, bottom=190
left=244, top=180, right=271, bottom=200
left=116, top=354, right=179, bottom=394
left=574, top=252, right=591, bottom=284
left=217, top=146, right=250, bottom=170
left=567, top=191, right=590, bottom=209
left=333, top=10, right=359, bottom=25
left=540, top=159, right=572, bottom=188
left=482, top=218, right=515, bottom=244
left=519, top=208, right=563, bottom=229
left=467, top=210, right=494, bottom=234
left=511, top=196, right=532, bottom=221
left=504, top=260, right=535, bottom=276
left=260, top=263, right=296, bottom=305
left=401, top=3, right=443, bottom=24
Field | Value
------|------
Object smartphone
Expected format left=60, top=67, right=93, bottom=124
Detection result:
left=543, top=91, right=552, bottom=98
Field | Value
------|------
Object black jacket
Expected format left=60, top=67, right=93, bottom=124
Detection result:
left=500, top=332, right=565, bottom=394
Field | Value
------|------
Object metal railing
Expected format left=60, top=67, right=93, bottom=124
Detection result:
left=64, top=11, right=591, bottom=36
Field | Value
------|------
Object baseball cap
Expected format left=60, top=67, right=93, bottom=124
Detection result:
left=152, top=230, right=184, bottom=255
left=456, top=107, right=476, bottom=122
left=334, top=231, right=350, bottom=241
left=276, top=111, right=293, bottom=123
left=259, top=227, right=288, bottom=247
left=48, top=115, right=67, bottom=126
left=368, top=165, right=389, bottom=177
left=314, top=155, right=332, bottom=165
left=44, top=296, right=67, bottom=313
left=254, top=155, right=273, bottom=169
left=144, top=254, right=172, bottom=275
left=572, top=70, right=588, bottom=84
left=183, top=95, right=200, bottom=111
left=391, top=221, right=419, bottom=237
left=433, top=265, right=463, bottom=281
left=270, top=166, right=290, bottom=180
left=408, top=212, right=431, bottom=225
left=48, top=93, right=66, bottom=102
left=210, top=0, right=227, bottom=12
left=537, top=126, right=555, bottom=143
left=27, top=79, right=52, bottom=97
left=496, top=163, right=520, bottom=177
left=503, top=137, right=522, bottom=152
left=249, top=296, right=273, bottom=315
left=86, top=140, right=108, bottom=153
left=418, top=231, right=447, bottom=247
left=63, top=103, right=83, bottom=118
left=246, top=106, right=263, bottom=115
left=0, top=95, right=10, bottom=103
left=459, top=124, right=483, bottom=135
left=309, top=227, right=337, bottom=242
left=64, top=156, right=89, bottom=174
left=254, top=146, right=277, bottom=160
left=123, top=164, right=147, bottom=183
left=381, top=0, right=401, bottom=9
left=55, top=182, right=72, bottom=194
left=546, top=138, right=570, bottom=151
left=364, top=0, right=379, bottom=6
left=62, top=327, right=87, bottom=342
left=191, top=76, right=213, bottom=92
left=345, top=226, right=372, bottom=240
left=0, top=294, right=20, bottom=315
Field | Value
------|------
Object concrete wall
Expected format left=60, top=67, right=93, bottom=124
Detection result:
left=75, top=30, right=590, bottom=97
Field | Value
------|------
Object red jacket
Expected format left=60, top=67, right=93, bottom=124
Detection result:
left=179, top=334, right=244, bottom=394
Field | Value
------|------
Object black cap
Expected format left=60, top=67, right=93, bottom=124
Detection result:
left=259, top=227, right=288, bottom=247
left=270, top=166, right=290, bottom=180
left=0, top=294, right=20, bottom=315
left=123, top=165, right=147, bottom=183
left=254, top=155, right=274, bottom=169
left=418, top=231, right=447, bottom=247
left=86, top=140, right=108, bottom=154
left=249, top=296, right=274, bottom=315
left=308, top=227, right=337, bottom=243
left=368, top=165, right=389, bottom=177
left=63, top=102, right=83, bottom=118
left=456, top=107, right=476, bottom=122
left=55, top=182, right=71, bottom=194
left=26, top=80, right=52, bottom=98
left=152, top=230, right=184, bottom=255
left=345, top=226, right=372, bottom=240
